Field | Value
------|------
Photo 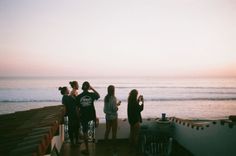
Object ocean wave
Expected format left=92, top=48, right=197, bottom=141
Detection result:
left=114, top=86, right=236, bottom=90
left=0, top=100, right=61, bottom=103
left=1, top=86, right=236, bottom=90
left=1, top=97, right=236, bottom=103
left=78, top=86, right=236, bottom=90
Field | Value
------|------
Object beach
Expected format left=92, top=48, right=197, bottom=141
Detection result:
left=1, top=100, right=236, bottom=120
left=0, top=77, right=236, bottom=119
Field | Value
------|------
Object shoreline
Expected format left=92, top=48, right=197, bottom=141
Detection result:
left=1, top=100, right=235, bottom=120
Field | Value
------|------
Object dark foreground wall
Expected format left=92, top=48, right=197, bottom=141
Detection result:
left=0, top=105, right=65, bottom=156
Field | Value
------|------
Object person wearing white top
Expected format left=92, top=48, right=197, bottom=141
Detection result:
left=104, top=85, right=121, bottom=148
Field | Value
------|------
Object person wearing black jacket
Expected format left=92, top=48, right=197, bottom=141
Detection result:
left=59, top=86, right=79, bottom=145
left=127, top=89, right=144, bottom=151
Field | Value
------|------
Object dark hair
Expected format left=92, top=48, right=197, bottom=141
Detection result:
left=82, top=81, right=90, bottom=91
left=69, top=81, right=78, bottom=89
left=105, top=85, right=115, bottom=103
left=128, top=89, right=138, bottom=106
left=58, top=86, right=68, bottom=95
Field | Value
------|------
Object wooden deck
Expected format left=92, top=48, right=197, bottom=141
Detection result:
left=0, top=105, right=195, bottom=156
left=60, top=140, right=132, bottom=156
left=60, top=139, right=193, bottom=156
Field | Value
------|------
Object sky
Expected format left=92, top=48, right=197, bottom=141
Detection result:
left=0, top=0, right=236, bottom=77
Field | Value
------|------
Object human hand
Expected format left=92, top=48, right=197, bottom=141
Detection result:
left=117, top=100, right=121, bottom=106
left=139, top=95, right=144, bottom=103
left=89, top=86, right=94, bottom=90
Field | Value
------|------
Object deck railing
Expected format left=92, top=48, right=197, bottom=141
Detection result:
left=138, top=119, right=174, bottom=156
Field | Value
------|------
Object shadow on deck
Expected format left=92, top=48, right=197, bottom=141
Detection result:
left=60, top=139, right=193, bottom=156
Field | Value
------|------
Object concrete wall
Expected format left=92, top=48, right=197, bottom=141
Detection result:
left=95, top=118, right=172, bottom=141
left=95, top=117, right=236, bottom=156
left=95, top=118, right=130, bottom=141
left=172, top=118, right=236, bottom=156
left=45, top=124, right=64, bottom=156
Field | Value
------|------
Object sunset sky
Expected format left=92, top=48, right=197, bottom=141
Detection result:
left=0, top=0, right=236, bottom=77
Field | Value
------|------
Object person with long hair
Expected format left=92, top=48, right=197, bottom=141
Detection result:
left=104, top=85, right=121, bottom=148
left=69, top=81, right=79, bottom=97
left=69, top=81, right=82, bottom=143
left=127, top=89, right=144, bottom=151
left=76, top=81, right=100, bottom=155
left=58, top=86, right=79, bottom=145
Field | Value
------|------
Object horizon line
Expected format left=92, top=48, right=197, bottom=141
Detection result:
left=0, top=75, right=236, bottom=79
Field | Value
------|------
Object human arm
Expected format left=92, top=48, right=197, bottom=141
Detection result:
left=90, top=86, right=100, bottom=99
left=117, top=100, right=121, bottom=106
left=70, top=89, right=78, bottom=98
left=113, top=98, right=119, bottom=112
left=62, top=96, right=69, bottom=116
left=138, top=95, right=144, bottom=112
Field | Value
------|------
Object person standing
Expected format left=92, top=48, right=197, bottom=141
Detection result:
left=104, top=85, right=121, bottom=148
left=76, top=81, right=100, bottom=155
left=69, top=81, right=79, bottom=97
left=59, top=86, right=79, bottom=145
left=127, top=89, right=144, bottom=151
left=69, top=81, right=82, bottom=143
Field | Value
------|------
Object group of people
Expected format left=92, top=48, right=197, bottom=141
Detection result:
left=58, top=81, right=144, bottom=155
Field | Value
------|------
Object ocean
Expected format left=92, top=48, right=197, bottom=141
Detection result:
left=0, top=77, right=236, bottom=119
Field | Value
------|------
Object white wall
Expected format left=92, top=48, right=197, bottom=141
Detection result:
left=173, top=120, right=236, bottom=156
left=95, top=118, right=130, bottom=141
left=45, top=124, right=64, bottom=156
